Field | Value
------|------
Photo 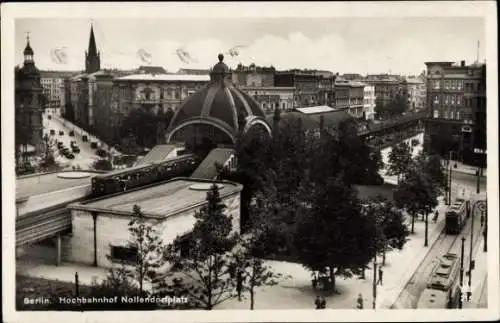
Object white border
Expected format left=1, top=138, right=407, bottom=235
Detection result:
left=2, top=2, right=498, bottom=323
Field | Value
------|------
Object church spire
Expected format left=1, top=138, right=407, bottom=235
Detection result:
left=85, top=22, right=101, bottom=73
left=23, top=32, right=34, bottom=63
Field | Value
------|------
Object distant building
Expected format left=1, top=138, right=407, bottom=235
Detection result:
left=364, top=74, right=407, bottom=108
left=232, top=63, right=275, bottom=87
left=137, top=66, right=167, bottom=74
left=177, top=68, right=210, bottom=75
left=274, top=70, right=320, bottom=107
left=240, top=86, right=295, bottom=114
left=363, top=84, right=376, bottom=120
left=406, top=74, right=426, bottom=111
left=40, top=70, right=78, bottom=111
left=424, top=61, right=486, bottom=164
left=334, top=78, right=365, bottom=119
left=15, top=36, right=44, bottom=164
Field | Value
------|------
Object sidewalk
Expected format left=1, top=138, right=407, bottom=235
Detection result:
left=463, top=236, right=488, bottom=309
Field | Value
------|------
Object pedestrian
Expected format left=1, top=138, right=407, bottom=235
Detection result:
left=433, top=210, right=439, bottom=223
left=466, top=283, right=472, bottom=302
left=356, top=293, right=364, bottom=309
left=377, top=267, right=383, bottom=286
left=314, top=295, right=322, bottom=309
left=236, top=269, right=243, bottom=302
left=320, top=296, right=326, bottom=309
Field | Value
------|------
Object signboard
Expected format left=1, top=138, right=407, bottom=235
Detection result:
left=461, top=125, right=472, bottom=133
left=474, top=148, right=486, bottom=154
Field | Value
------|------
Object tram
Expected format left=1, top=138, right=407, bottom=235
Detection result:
left=417, top=253, right=461, bottom=308
left=445, top=199, right=468, bottom=234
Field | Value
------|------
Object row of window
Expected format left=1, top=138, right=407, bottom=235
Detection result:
left=432, top=109, right=474, bottom=123
left=431, top=79, right=465, bottom=90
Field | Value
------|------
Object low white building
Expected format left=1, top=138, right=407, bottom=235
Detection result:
left=363, top=84, right=376, bottom=120
left=66, top=178, right=242, bottom=268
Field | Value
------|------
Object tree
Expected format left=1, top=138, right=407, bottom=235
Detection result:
left=118, top=134, right=142, bottom=155
left=118, top=108, right=161, bottom=148
left=39, top=134, right=59, bottom=171
left=112, top=205, right=165, bottom=294
left=163, top=184, right=239, bottom=309
left=362, top=195, right=410, bottom=269
left=293, top=176, right=378, bottom=292
left=387, top=142, right=413, bottom=184
left=393, top=165, right=439, bottom=234
left=414, top=151, right=447, bottom=198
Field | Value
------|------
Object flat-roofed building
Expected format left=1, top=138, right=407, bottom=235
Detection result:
left=66, top=178, right=242, bottom=268
left=240, top=86, right=295, bottom=114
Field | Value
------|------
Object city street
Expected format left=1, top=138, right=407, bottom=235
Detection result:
left=392, top=200, right=485, bottom=308
left=42, top=110, right=100, bottom=169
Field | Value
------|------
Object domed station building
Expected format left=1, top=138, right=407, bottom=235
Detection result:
left=166, top=54, right=272, bottom=148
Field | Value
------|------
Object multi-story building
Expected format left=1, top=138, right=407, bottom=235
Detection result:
left=424, top=60, right=486, bottom=164
left=109, top=73, right=210, bottom=142
left=363, top=84, right=376, bottom=120
left=177, top=68, right=210, bottom=75
left=39, top=71, right=78, bottom=112
left=318, top=75, right=336, bottom=107
left=232, top=63, right=275, bottom=87
left=15, top=36, right=44, bottom=164
left=274, top=70, right=321, bottom=108
left=405, top=74, right=426, bottom=111
left=364, top=74, right=407, bottom=109
left=240, top=86, right=295, bottom=114
left=334, top=78, right=365, bottom=119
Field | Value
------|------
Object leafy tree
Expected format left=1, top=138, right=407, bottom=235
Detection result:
left=362, top=195, right=410, bottom=269
left=387, top=142, right=413, bottom=184
left=393, top=165, right=439, bottom=233
left=163, top=184, right=239, bottom=309
left=118, top=108, right=161, bottom=148
left=293, top=176, right=378, bottom=292
left=414, top=151, right=447, bottom=198
left=118, top=134, right=142, bottom=155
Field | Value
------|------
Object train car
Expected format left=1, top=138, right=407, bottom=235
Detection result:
left=417, top=253, right=461, bottom=309
left=445, top=200, right=467, bottom=234
left=91, top=153, right=200, bottom=197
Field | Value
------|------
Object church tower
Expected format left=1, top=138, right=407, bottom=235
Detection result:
left=15, top=34, right=44, bottom=169
left=85, top=24, right=101, bottom=73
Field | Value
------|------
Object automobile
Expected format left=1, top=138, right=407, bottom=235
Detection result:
left=59, top=130, right=64, bottom=136
left=66, top=153, right=75, bottom=159
left=69, top=130, right=75, bottom=137
left=70, top=140, right=77, bottom=147
left=90, top=142, right=98, bottom=149
left=72, top=146, right=80, bottom=153
left=82, top=135, right=88, bottom=142
left=48, top=115, right=52, bottom=120
left=50, top=129, right=55, bottom=135
left=57, top=142, right=64, bottom=149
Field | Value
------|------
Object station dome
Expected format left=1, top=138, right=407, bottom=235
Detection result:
left=166, top=54, right=272, bottom=145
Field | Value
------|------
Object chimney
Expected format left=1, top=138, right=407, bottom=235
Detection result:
left=461, top=60, right=465, bottom=67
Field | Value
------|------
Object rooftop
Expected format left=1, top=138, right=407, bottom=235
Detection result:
left=191, top=148, right=236, bottom=180
left=136, top=144, right=182, bottom=166
left=296, top=106, right=336, bottom=114
left=116, top=74, right=210, bottom=82
left=72, top=178, right=242, bottom=218
left=16, top=171, right=100, bottom=200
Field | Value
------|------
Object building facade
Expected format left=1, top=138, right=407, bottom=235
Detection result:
left=232, top=63, right=275, bottom=87
left=240, top=86, right=295, bottom=114
left=363, top=84, right=376, bottom=120
left=424, top=61, right=486, bottom=165
left=15, top=36, right=44, bottom=164
left=40, top=71, right=77, bottom=112
left=334, top=78, right=365, bottom=119
left=406, top=74, right=427, bottom=111
left=274, top=70, right=321, bottom=108
left=364, top=74, right=407, bottom=109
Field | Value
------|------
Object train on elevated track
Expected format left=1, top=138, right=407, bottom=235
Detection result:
left=91, top=153, right=201, bottom=197
left=417, top=252, right=462, bottom=308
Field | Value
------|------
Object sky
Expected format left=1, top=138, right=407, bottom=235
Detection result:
left=14, top=17, right=486, bottom=75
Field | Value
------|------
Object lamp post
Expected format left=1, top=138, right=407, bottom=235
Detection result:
left=424, top=212, right=429, bottom=247
left=460, top=237, right=465, bottom=285
left=476, top=167, right=481, bottom=194
left=483, top=203, right=488, bottom=252
left=372, top=259, right=377, bottom=309
left=468, top=201, right=476, bottom=287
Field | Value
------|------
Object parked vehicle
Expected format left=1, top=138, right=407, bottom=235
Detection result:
left=69, top=130, right=75, bottom=137
left=90, top=142, right=98, bottom=149
left=50, top=129, right=55, bottom=135
left=57, top=142, right=64, bottom=149
left=59, top=130, right=64, bottom=136
left=82, top=135, right=89, bottom=142
left=47, top=115, right=52, bottom=120
left=72, top=146, right=80, bottom=153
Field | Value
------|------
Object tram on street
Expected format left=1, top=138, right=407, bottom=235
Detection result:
left=417, top=253, right=461, bottom=308
left=445, top=199, right=468, bottom=234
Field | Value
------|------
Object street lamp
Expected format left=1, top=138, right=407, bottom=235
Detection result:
left=424, top=213, right=429, bottom=247
left=372, top=259, right=377, bottom=309
left=468, top=201, right=476, bottom=287
left=483, top=203, right=488, bottom=252
left=460, top=237, right=465, bottom=285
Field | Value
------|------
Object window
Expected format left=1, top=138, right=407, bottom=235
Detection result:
left=434, top=80, right=440, bottom=89
left=444, top=95, right=449, bottom=105
left=433, top=110, right=439, bottom=118
left=451, top=95, right=455, bottom=105
left=110, top=246, right=137, bottom=263
left=456, top=111, right=460, bottom=120
left=457, top=96, right=462, bottom=105
left=450, top=110, right=454, bottom=119
left=444, top=80, right=449, bottom=89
